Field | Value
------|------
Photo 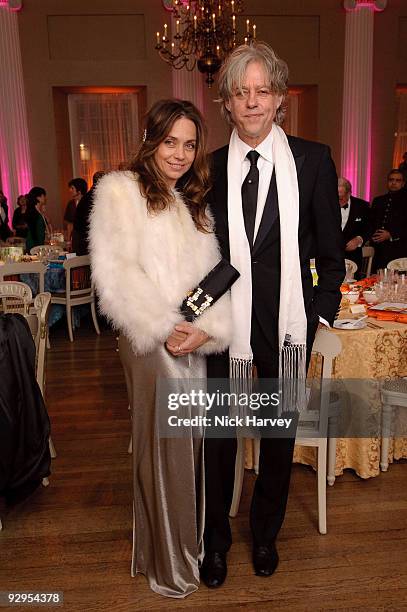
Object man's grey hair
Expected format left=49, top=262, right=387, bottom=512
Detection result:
left=338, top=177, right=352, bottom=193
left=217, top=41, right=289, bottom=126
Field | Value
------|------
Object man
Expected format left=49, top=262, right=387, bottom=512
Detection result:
left=200, top=42, right=344, bottom=588
left=338, top=177, right=370, bottom=278
left=64, top=178, right=88, bottom=241
left=369, top=169, right=407, bottom=271
left=72, top=171, right=104, bottom=255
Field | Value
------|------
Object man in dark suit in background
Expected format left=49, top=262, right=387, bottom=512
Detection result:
left=338, top=177, right=370, bottom=278
left=64, top=177, right=88, bottom=243
left=369, top=169, right=407, bottom=271
left=72, top=171, right=105, bottom=256
left=201, top=41, right=345, bottom=589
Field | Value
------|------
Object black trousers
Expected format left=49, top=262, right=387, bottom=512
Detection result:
left=204, top=315, right=300, bottom=553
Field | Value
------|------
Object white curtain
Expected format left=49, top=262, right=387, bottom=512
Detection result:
left=68, top=93, right=139, bottom=187
left=0, top=3, right=33, bottom=214
left=393, top=91, right=407, bottom=169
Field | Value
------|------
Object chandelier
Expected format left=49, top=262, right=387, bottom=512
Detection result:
left=155, top=0, right=257, bottom=87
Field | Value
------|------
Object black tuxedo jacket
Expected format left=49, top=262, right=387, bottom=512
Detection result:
left=368, top=189, right=407, bottom=270
left=342, top=195, right=370, bottom=272
left=207, top=135, right=345, bottom=352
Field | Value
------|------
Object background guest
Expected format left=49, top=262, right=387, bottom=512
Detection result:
left=338, top=177, right=370, bottom=278
left=398, top=151, right=407, bottom=181
left=26, top=187, right=52, bottom=252
left=72, top=171, right=105, bottom=255
left=12, top=194, right=29, bottom=238
left=369, top=169, right=407, bottom=271
left=0, top=189, right=12, bottom=242
left=63, top=178, right=88, bottom=241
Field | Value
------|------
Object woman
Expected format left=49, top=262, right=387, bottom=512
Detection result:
left=26, top=187, right=52, bottom=252
left=89, top=99, right=231, bottom=598
left=0, top=190, right=12, bottom=242
left=12, top=195, right=29, bottom=238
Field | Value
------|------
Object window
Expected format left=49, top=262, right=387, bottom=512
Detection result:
left=68, top=93, right=139, bottom=186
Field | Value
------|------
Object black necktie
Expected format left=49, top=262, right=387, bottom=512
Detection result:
left=342, top=204, right=348, bottom=210
left=242, top=150, right=260, bottom=247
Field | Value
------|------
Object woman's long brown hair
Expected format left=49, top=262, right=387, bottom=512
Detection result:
left=128, top=99, right=211, bottom=232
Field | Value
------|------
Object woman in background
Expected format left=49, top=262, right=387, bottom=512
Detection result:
left=89, top=99, right=231, bottom=598
left=0, top=190, right=12, bottom=242
left=12, top=195, right=29, bottom=238
left=26, top=187, right=52, bottom=251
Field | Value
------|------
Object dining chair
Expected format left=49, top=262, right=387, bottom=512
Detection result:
left=361, top=246, right=374, bottom=278
left=0, top=285, right=56, bottom=468
left=0, top=280, right=32, bottom=315
left=50, top=254, right=100, bottom=342
left=380, top=378, right=407, bottom=472
left=387, top=257, right=407, bottom=273
left=229, top=328, right=342, bottom=535
left=344, top=259, right=358, bottom=279
left=0, top=261, right=46, bottom=293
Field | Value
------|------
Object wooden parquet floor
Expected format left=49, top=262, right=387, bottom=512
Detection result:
left=0, top=324, right=406, bottom=611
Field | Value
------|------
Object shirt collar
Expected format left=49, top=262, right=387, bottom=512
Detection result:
left=234, top=126, right=274, bottom=164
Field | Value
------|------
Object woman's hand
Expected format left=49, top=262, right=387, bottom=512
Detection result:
left=166, top=329, right=188, bottom=355
left=165, top=322, right=209, bottom=356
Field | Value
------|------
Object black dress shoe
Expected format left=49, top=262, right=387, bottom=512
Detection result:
left=253, top=544, right=279, bottom=577
left=200, top=551, right=227, bottom=588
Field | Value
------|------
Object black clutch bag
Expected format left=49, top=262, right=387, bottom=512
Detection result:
left=180, top=258, right=240, bottom=322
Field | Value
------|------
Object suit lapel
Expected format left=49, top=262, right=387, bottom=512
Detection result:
left=253, top=170, right=278, bottom=255
left=210, top=147, right=230, bottom=257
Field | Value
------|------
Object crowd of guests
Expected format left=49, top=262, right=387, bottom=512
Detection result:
left=339, top=166, right=407, bottom=277
left=0, top=186, right=51, bottom=251
left=0, top=171, right=105, bottom=254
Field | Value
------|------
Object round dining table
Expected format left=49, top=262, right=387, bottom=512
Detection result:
left=297, top=317, right=407, bottom=478
left=245, top=316, right=407, bottom=479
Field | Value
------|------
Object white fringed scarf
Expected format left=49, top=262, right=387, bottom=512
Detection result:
left=227, top=125, right=307, bottom=395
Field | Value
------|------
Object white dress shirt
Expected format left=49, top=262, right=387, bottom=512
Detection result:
left=231, top=130, right=274, bottom=241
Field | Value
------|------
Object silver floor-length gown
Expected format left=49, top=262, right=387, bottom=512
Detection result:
left=119, top=335, right=205, bottom=598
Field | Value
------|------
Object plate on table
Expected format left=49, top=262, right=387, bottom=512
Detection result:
left=333, top=318, right=367, bottom=330
left=369, top=302, right=407, bottom=313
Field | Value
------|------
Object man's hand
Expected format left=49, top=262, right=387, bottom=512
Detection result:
left=345, top=237, right=362, bottom=252
left=372, top=229, right=391, bottom=243
left=165, top=322, right=210, bottom=356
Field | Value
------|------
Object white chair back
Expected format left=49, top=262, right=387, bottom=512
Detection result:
left=387, top=257, right=407, bottom=272
left=0, top=261, right=46, bottom=293
left=63, top=255, right=93, bottom=298
left=361, top=246, right=374, bottom=278
left=26, top=292, right=51, bottom=394
left=344, top=259, right=358, bottom=279
left=0, top=280, right=32, bottom=315
left=51, top=254, right=100, bottom=342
